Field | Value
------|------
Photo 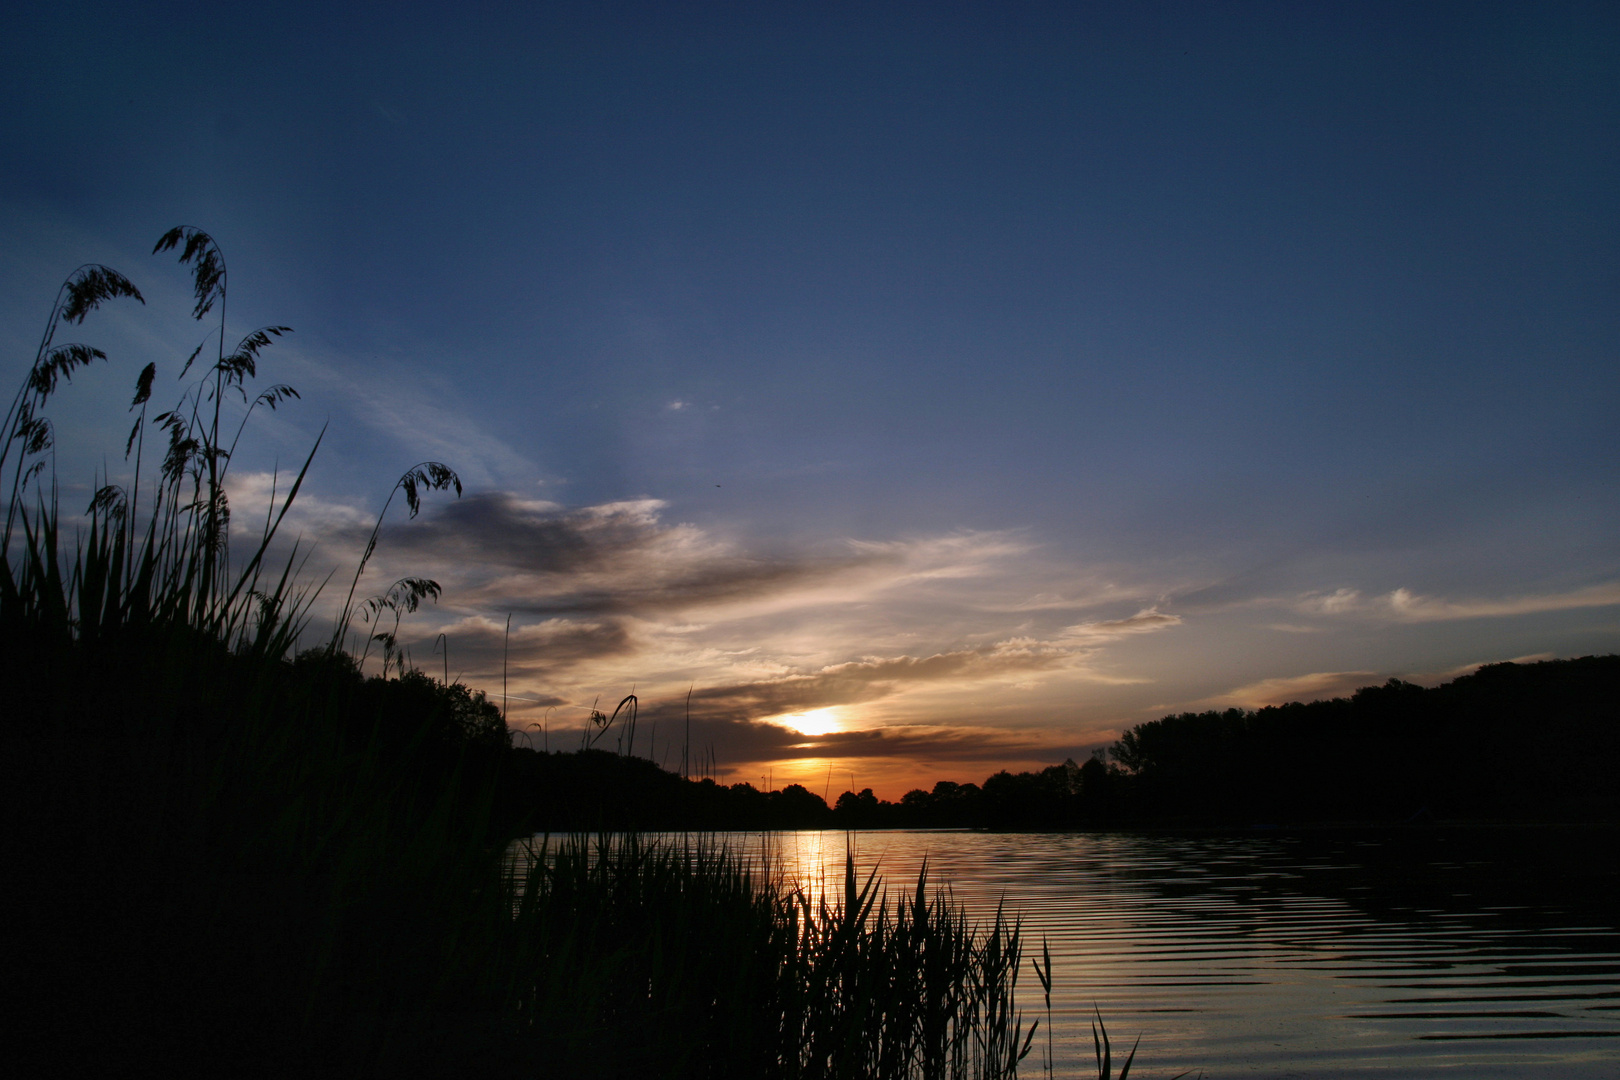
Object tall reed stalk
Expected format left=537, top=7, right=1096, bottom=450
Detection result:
left=1, top=229, right=323, bottom=661
left=498, top=834, right=1035, bottom=1079
left=2, top=230, right=1042, bottom=1079
left=0, top=230, right=480, bottom=1076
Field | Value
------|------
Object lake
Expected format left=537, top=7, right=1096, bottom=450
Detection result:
left=653, top=828, right=1620, bottom=1078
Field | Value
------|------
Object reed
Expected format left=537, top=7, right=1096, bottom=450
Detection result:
left=1088, top=1007, right=1197, bottom=1080
left=2, top=230, right=1042, bottom=1078
left=0, top=230, right=494, bottom=1074
left=497, top=834, right=1034, bottom=1079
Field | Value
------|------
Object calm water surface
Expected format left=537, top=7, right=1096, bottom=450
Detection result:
left=683, top=829, right=1620, bottom=1078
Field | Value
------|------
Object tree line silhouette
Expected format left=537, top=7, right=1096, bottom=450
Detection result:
left=502, top=656, right=1620, bottom=831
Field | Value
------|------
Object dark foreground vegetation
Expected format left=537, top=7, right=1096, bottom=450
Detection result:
left=513, top=656, right=1620, bottom=832
left=2, top=235, right=1037, bottom=1078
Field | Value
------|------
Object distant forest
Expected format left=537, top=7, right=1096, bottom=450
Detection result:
left=503, top=656, right=1620, bottom=831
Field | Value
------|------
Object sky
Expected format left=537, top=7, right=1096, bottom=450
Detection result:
left=3, top=1, right=1617, bottom=798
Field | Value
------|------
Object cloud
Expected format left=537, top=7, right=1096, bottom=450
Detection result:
left=1297, top=582, right=1620, bottom=623
left=848, top=532, right=1035, bottom=582
left=632, top=610, right=1183, bottom=729
left=743, top=721, right=1073, bottom=765
left=1204, top=670, right=1379, bottom=709
left=1001, top=582, right=1153, bottom=613
left=1383, top=584, right=1620, bottom=621
left=1297, top=587, right=1364, bottom=615
left=368, top=492, right=900, bottom=617
left=415, top=613, right=635, bottom=681
left=276, top=348, right=535, bottom=489
left=357, top=499, right=1074, bottom=646
left=257, top=486, right=1188, bottom=790
left=1403, top=652, right=1560, bottom=685
left=594, top=706, right=1084, bottom=772
left=226, top=470, right=374, bottom=535
left=1062, top=608, right=1182, bottom=641
left=678, top=643, right=1077, bottom=722
left=375, top=494, right=663, bottom=575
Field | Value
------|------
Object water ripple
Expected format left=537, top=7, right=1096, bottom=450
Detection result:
left=702, top=829, right=1620, bottom=1078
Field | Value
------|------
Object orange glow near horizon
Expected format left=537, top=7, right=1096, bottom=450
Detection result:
left=736, top=755, right=1031, bottom=805
left=765, top=758, right=844, bottom=798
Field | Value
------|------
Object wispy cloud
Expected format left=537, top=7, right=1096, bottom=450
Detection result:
left=227, top=470, right=374, bottom=535
left=1383, top=584, right=1620, bottom=621
left=1062, top=609, right=1182, bottom=641
left=1203, top=670, right=1379, bottom=709
left=599, top=709, right=1075, bottom=768
left=1403, top=652, right=1560, bottom=685
left=671, top=638, right=1099, bottom=724
left=288, top=493, right=1191, bottom=775
left=369, top=492, right=903, bottom=617
left=598, top=608, right=1185, bottom=762
left=1198, top=646, right=1576, bottom=710
left=275, top=348, right=536, bottom=490
left=427, top=613, right=636, bottom=681
left=1297, top=582, right=1620, bottom=622
left=1297, top=588, right=1366, bottom=616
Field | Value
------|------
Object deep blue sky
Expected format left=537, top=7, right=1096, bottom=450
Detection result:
left=4, top=2, right=1617, bottom=794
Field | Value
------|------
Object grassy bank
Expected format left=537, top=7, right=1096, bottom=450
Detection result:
left=1, top=231, right=1035, bottom=1078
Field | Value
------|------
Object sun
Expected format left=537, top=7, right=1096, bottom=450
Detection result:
left=774, top=707, right=843, bottom=737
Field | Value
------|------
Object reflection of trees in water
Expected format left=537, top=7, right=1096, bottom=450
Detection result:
left=1122, top=829, right=1620, bottom=936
